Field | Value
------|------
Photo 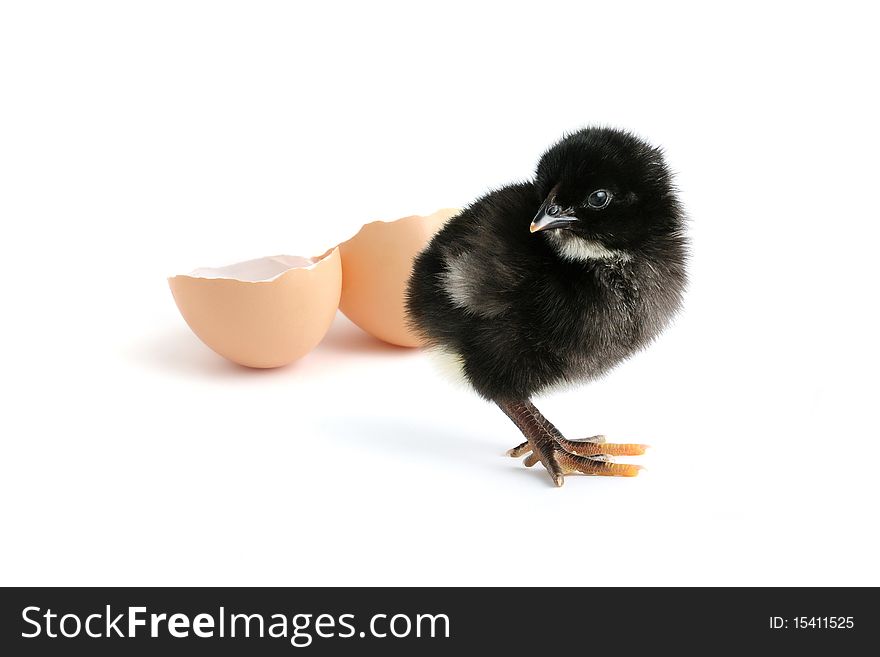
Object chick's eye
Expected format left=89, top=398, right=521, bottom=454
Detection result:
left=587, top=189, right=612, bottom=209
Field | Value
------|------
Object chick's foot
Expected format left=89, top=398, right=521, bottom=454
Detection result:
left=498, top=400, right=645, bottom=487
left=507, top=439, right=643, bottom=484
left=508, top=436, right=648, bottom=458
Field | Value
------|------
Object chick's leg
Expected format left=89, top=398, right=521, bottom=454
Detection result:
left=497, top=399, right=564, bottom=485
left=497, top=399, right=645, bottom=487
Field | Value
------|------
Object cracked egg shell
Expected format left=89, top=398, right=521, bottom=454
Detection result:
left=168, top=248, right=341, bottom=368
left=338, top=208, right=458, bottom=347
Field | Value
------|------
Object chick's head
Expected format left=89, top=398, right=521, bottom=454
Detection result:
left=531, top=127, right=682, bottom=260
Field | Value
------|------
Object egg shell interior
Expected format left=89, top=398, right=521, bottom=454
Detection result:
left=188, top=255, right=316, bottom=282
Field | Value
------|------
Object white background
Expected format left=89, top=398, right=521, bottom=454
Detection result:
left=2, top=1, right=878, bottom=586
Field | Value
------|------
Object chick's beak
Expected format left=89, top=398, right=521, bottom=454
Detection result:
left=530, top=200, right=577, bottom=233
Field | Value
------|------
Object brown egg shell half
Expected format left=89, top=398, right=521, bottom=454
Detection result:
left=168, top=248, right=342, bottom=368
left=338, top=208, right=458, bottom=348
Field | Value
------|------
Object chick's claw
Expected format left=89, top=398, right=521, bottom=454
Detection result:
left=506, top=441, right=532, bottom=458
left=506, top=436, right=648, bottom=460
left=555, top=450, right=643, bottom=479
left=507, top=437, right=645, bottom=486
left=556, top=437, right=649, bottom=457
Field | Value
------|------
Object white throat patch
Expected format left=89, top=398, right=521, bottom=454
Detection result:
left=546, top=232, right=631, bottom=263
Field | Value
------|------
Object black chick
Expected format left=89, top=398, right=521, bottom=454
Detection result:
left=405, top=127, right=687, bottom=486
